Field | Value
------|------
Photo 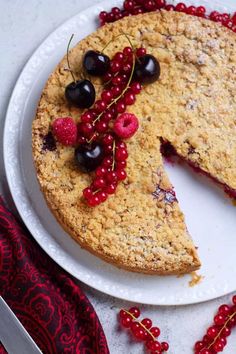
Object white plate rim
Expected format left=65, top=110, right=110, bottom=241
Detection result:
left=3, top=0, right=236, bottom=306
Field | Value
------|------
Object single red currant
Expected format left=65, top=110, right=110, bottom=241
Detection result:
left=214, top=314, right=226, bottom=326
left=115, top=149, right=127, bottom=161
left=105, top=183, right=117, bottom=194
left=95, top=120, right=108, bottom=133
left=207, top=325, right=219, bottom=338
left=83, top=187, right=93, bottom=199
left=218, top=304, right=231, bottom=316
left=213, top=340, right=224, bottom=352
left=165, top=4, right=175, bottom=11
left=99, top=11, right=108, bottom=21
left=101, top=90, right=113, bottom=103
left=130, top=81, right=142, bottom=94
left=196, top=6, right=206, bottom=17
left=93, top=177, right=106, bottom=189
left=175, top=2, right=187, bottom=12
left=129, top=307, right=141, bottom=318
left=150, top=326, right=160, bottom=337
left=186, top=6, right=196, bottom=16
left=161, top=341, right=169, bottom=351
left=124, top=0, right=136, bottom=11
left=136, top=47, right=147, bottom=57
left=121, top=315, right=133, bottom=328
left=141, top=318, right=152, bottom=329
left=96, top=166, right=107, bottom=177
left=94, top=100, right=107, bottom=113
left=232, top=295, right=236, bottom=305
left=116, top=169, right=127, bottom=181
left=155, top=0, right=166, bottom=9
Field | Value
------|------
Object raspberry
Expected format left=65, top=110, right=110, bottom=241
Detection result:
left=113, top=113, right=139, bottom=139
left=52, top=117, right=77, bottom=145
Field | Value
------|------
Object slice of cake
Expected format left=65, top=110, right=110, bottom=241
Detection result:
left=32, top=11, right=236, bottom=274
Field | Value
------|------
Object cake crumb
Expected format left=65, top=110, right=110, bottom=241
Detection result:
left=189, top=272, right=204, bottom=287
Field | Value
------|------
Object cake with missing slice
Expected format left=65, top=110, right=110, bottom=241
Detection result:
left=32, top=10, right=236, bottom=274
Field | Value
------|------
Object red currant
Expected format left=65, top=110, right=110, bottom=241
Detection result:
left=186, top=6, right=196, bottom=16
left=83, top=187, right=93, bottom=199
left=130, top=82, right=142, bottom=94
left=116, top=147, right=128, bottom=161
left=96, top=166, right=107, bottom=177
left=136, top=47, right=147, bottom=57
left=155, top=0, right=166, bottom=9
left=161, top=341, right=169, bottom=351
left=196, top=6, right=206, bottom=17
left=175, top=2, right=187, bottom=12
left=200, top=350, right=212, bottom=354
left=210, top=11, right=219, bottom=21
left=124, top=92, right=136, bottom=105
left=105, top=183, right=117, bottom=194
left=111, top=7, right=120, bottom=15
left=232, top=295, right=236, bottom=305
left=129, top=307, right=141, bottom=318
left=165, top=4, right=175, bottom=11
left=214, top=314, right=226, bottom=326
left=102, top=156, right=113, bottom=167
left=116, top=100, right=126, bottom=113
left=144, top=0, right=156, bottom=11
left=93, top=177, right=106, bottom=189
left=150, top=326, right=160, bottom=337
left=99, top=11, right=108, bottom=21
left=101, top=90, right=113, bottom=103
left=213, top=340, right=224, bottom=352
left=106, top=171, right=118, bottom=183
left=207, top=326, right=219, bottom=338
left=121, top=315, right=133, bottom=328
left=123, top=46, right=133, bottom=57
left=124, top=0, right=135, bottom=11
left=95, top=120, right=108, bottom=133
left=116, top=169, right=127, bottom=181
left=218, top=304, right=231, bottom=316
left=141, top=318, right=152, bottom=329
left=94, top=100, right=107, bottom=113
left=221, top=326, right=231, bottom=337
left=110, top=60, right=122, bottom=73
left=87, top=194, right=100, bottom=207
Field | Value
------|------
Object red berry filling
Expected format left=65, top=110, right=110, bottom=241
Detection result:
left=113, top=113, right=139, bottom=139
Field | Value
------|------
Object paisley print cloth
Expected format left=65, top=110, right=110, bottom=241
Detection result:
left=0, top=198, right=109, bottom=354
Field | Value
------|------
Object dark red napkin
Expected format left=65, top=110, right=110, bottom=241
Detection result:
left=0, top=197, right=109, bottom=354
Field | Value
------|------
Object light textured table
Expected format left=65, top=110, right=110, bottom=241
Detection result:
left=0, top=1, right=235, bottom=353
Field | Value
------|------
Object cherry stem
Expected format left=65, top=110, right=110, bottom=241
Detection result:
left=207, top=311, right=236, bottom=350
left=66, top=34, right=76, bottom=83
left=101, top=32, right=135, bottom=53
left=122, top=309, right=156, bottom=341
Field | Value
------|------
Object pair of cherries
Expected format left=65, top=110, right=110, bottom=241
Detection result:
left=65, top=49, right=160, bottom=109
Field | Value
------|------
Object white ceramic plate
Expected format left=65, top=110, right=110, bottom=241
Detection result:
left=3, top=0, right=236, bottom=305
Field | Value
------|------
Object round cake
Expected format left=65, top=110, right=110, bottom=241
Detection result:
left=32, top=10, right=236, bottom=275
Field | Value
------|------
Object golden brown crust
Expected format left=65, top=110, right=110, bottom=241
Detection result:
left=32, top=10, right=236, bottom=274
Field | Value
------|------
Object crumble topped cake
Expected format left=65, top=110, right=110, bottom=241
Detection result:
left=32, top=10, right=236, bottom=274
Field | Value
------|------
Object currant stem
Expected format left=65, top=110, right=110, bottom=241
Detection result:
left=66, top=34, right=76, bottom=83
left=112, top=140, right=116, bottom=171
left=92, top=50, right=136, bottom=126
left=207, top=311, right=236, bottom=350
left=123, top=309, right=156, bottom=341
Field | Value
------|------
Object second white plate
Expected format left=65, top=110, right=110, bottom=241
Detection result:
left=3, top=0, right=236, bottom=305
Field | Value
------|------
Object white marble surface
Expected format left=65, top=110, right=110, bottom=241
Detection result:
left=0, top=1, right=235, bottom=353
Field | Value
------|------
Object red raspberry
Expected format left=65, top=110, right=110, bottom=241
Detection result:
left=113, top=113, right=139, bottom=139
left=52, top=117, right=77, bottom=146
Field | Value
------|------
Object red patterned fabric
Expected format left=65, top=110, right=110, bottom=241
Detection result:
left=0, top=198, right=109, bottom=354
